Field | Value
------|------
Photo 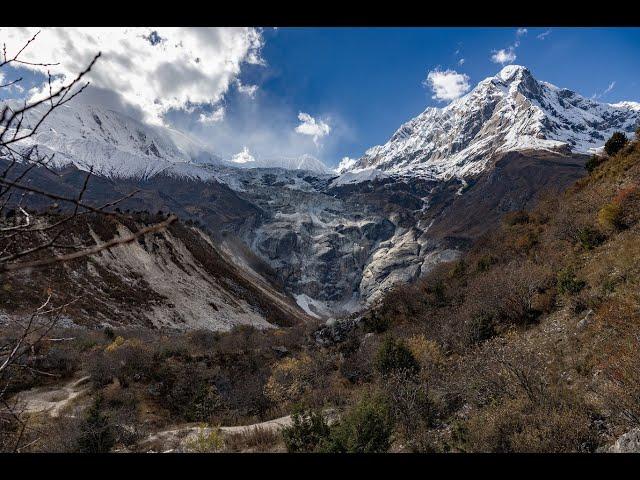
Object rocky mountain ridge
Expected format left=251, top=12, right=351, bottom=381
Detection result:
left=341, top=65, right=639, bottom=180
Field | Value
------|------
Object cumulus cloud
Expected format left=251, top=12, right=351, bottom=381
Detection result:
left=0, top=27, right=264, bottom=124
left=198, top=106, right=225, bottom=124
left=424, top=68, right=471, bottom=102
left=458, top=58, right=465, bottom=66
left=230, top=146, right=255, bottom=164
left=491, top=47, right=517, bottom=65
left=516, top=28, right=528, bottom=36
left=294, top=112, right=331, bottom=145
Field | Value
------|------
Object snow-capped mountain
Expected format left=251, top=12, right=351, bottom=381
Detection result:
left=343, top=65, right=640, bottom=180
left=5, top=100, right=332, bottom=178
left=5, top=101, right=225, bottom=180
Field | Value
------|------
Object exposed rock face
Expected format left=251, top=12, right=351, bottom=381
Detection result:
left=0, top=207, right=306, bottom=331
left=232, top=169, right=439, bottom=315
left=609, top=429, right=640, bottom=453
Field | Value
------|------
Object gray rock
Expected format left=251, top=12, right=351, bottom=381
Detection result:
left=577, top=309, right=594, bottom=330
left=609, top=428, right=640, bottom=453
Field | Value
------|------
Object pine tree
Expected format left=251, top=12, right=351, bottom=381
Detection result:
left=604, top=132, right=628, bottom=156
left=76, top=396, right=115, bottom=453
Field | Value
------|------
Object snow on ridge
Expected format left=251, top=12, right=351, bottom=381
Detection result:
left=339, top=65, right=640, bottom=183
left=2, top=100, right=224, bottom=181
left=4, top=99, right=331, bottom=180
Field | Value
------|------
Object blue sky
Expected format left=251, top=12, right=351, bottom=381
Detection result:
left=236, top=27, right=640, bottom=166
left=2, top=27, right=639, bottom=168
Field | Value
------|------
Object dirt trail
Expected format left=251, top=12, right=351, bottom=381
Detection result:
left=11, top=375, right=91, bottom=418
left=138, top=414, right=294, bottom=452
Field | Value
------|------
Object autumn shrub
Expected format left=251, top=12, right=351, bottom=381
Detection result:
left=226, top=426, right=281, bottom=452
left=406, top=334, right=444, bottom=372
left=460, top=393, right=599, bottom=453
left=612, top=185, right=640, bottom=228
left=598, top=202, right=623, bottom=230
left=504, top=210, right=530, bottom=226
left=264, top=355, right=314, bottom=406
left=460, top=261, right=553, bottom=345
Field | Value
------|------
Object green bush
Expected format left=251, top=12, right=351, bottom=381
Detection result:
left=374, top=337, right=420, bottom=376
left=577, top=226, right=604, bottom=250
left=282, top=407, right=330, bottom=453
left=476, top=255, right=496, bottom=272
left=557, top=268, right=586, bottom=295
left=155, top=364, right=221, bottom=422
left=321, top=395, right=393, bottom=453
left=363, top=311, right=391, bottom=334
left=184, top=425, right=224, bottom=453
left=604, top=132, right=628, bottom=157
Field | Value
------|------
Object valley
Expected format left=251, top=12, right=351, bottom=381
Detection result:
left=2, top=54, right=640, bottom=454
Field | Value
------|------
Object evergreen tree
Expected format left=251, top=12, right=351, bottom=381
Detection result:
left=76, top=395, right=115, bottom=453
left=604, top=132, right=628, bottom=156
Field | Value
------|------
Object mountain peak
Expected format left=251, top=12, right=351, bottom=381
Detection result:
left=344, top=67, right=640, bottom=181
left=496, top=65, right=532, bottom=82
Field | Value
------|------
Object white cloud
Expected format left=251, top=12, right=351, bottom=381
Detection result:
left=294, top=112, right=331, bottom=145
left=603, top=81, right=616, bottom=95
left=230, top=146, right=255, bottom=164
left=516, top=28, right=528, bottom=36
left=491, top=47, right=517, bottom=65
left=424, top=68, right=471, bottom=102
left=237, top=81, right=258, bottom=98
left=0, top=27, right=264, bottom=124
left=537, top=29, right=552, bottom=40
left=458, top=58, right=465, bottom=66
left=592, top=81, right=616, bottom=100
left=198, top=106, right=225, bottom=124
left=336, top=156, right=357, bottom=174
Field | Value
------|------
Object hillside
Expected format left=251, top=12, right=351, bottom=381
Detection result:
left=4, top=131, right=639, bottom=453
left=0, top=211, right=308, bottom=330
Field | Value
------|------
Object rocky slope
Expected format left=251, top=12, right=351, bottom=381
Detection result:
left=0, top=210, right=308, bottom=330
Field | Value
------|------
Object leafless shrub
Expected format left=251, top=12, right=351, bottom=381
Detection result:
left=0, top=31, right=175, bottom=452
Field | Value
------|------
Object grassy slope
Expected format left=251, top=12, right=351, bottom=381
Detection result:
left=349, top=139, right=640, bottom=451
